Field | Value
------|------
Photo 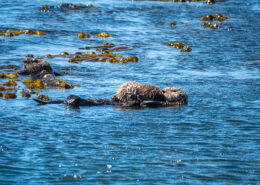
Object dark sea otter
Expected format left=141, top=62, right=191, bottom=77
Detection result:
left=34, top=95, right=113, bottom=108
left=34, top=81, right=188, bottom=109
left=18, top=58, right=73, bottom=89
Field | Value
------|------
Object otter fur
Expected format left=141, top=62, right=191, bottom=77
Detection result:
left=163, top=87, right=188, bottom=105
left=139, top=84, right=165, bottom=101
left=111, top=81, right=140, bottom=102
left=17, top=58, right=73, bottom=89
left=18, top=58, right=53, bottom=78
left=34, top=81, right=188, bottom=109
left=111, top=82, right=188, bottom=108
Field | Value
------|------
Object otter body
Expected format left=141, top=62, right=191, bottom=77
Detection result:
left=34, top=95, right=113, bottom=108
left=111, top=81, right=187, bottom=108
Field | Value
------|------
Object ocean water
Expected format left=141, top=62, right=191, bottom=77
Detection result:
left=0, top=0, right=259, bottom=184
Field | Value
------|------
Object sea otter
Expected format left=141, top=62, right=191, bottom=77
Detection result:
left=111, top=81, right=187, bottom=108
left=18, top=58, right=73, bottom=89
left=34, top=95, right=113, bottom=108
left=33, top=81, right=188, bottom=108
left=18, top=58, right=53, bottom=78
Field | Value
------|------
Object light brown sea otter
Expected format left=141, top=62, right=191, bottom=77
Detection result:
left=111, top=81, right=188, bottom=108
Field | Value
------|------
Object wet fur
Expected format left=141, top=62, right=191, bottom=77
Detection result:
left=112, top=81, right=140, bottom=102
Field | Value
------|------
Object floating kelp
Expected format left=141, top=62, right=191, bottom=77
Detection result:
left=45, top=54, right=55, bottom=59
left=169, top=22, right=176, bottom=27
left=0, top=79, right=18, bottom=86
left=200, top=14, right=226, bottom=30
left=181, top=46, right=192, bottom=52
left=60, top=52, right=70, bottom=56
left=0, top=87, right=6, bottom=91
left=48, top=78, right=78, bottom=89
left=4, top=92, right=17, bottom=99
left=35, top=30, right=47, bottom=35
left=175, top=42, right=184, bottom=49
left=22, top=77, right=75, bottom=90
left=201, top=22, right=219, bottom=29
left=23, top=79, right=44, bottom=90
left=0, top=29, right=47, bottom=37
left=77, top=32, right=90, bottom=38
left=95, top=32, right=112, bottom=38
left=41, top=3, right=94, bottom=12
left=201, top=22, right=210, bottom=27
left=41, top=5, right=50, bottom=12
left=210, top=23, right=218, bottom=29
left=200, top=14, right=230, bottom=22
left=43, top=43, right=138, bottom=64
left=38, top=95, right=52, bottom=101
left=0, top=73, right=19, bottom=79
left=168, top=42, right=192, bottom=52
left=200, top=15, right=214, bottom=21
left=20, top=89, right=31, bottom=98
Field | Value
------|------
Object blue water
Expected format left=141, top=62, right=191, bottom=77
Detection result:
left=0, top=0, right=260, bottom=184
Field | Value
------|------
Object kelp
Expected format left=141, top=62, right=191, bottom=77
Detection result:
left=0, top=86, right=6, bottom=91
left=42, top=43, right=138, bottom=64
left=200, top=14, right=230, bottom=22
left=0, top=73, right=19, bottom=79
left=77, top=32, right=90, bottom=38
left=169, top=22, right=176, bottom=27
left=95, top=32, right=112, bottom=38
left=168, top=42, right=192, bottom=52
left=37, top=95, right=52, bottom=101
left=23, top=77, right=76, bottom=90
left=0, top=79, right=18, bottom=86
left=20, top=90, right=31, bottom=98
left=4, top=92, right=17, bottom=99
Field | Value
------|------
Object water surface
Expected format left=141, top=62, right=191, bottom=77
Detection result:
left=0, top=0, right=259, bottom=184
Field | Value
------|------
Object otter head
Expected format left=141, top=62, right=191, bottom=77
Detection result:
left=23, top=58, right=53, bottom=77
left=163, top=87, right=188, bottom=105
left=65, top=95, right=81, bottom=108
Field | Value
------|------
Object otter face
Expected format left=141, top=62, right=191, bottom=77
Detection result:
left=65, top=95, right=81, bottom=108
left=163, top=87, right=188, bottom=105
left=23, top=58, right=53, bottom=76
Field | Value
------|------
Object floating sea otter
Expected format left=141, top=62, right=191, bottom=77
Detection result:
left=18, top=58, right=73, bottom=89
left=111, top=81, right=188, bottom=108
left=34, top=81, right=188, bottom=109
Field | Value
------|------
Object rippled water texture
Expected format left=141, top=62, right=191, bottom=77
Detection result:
left=0, top=0, right=260, bottom=184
